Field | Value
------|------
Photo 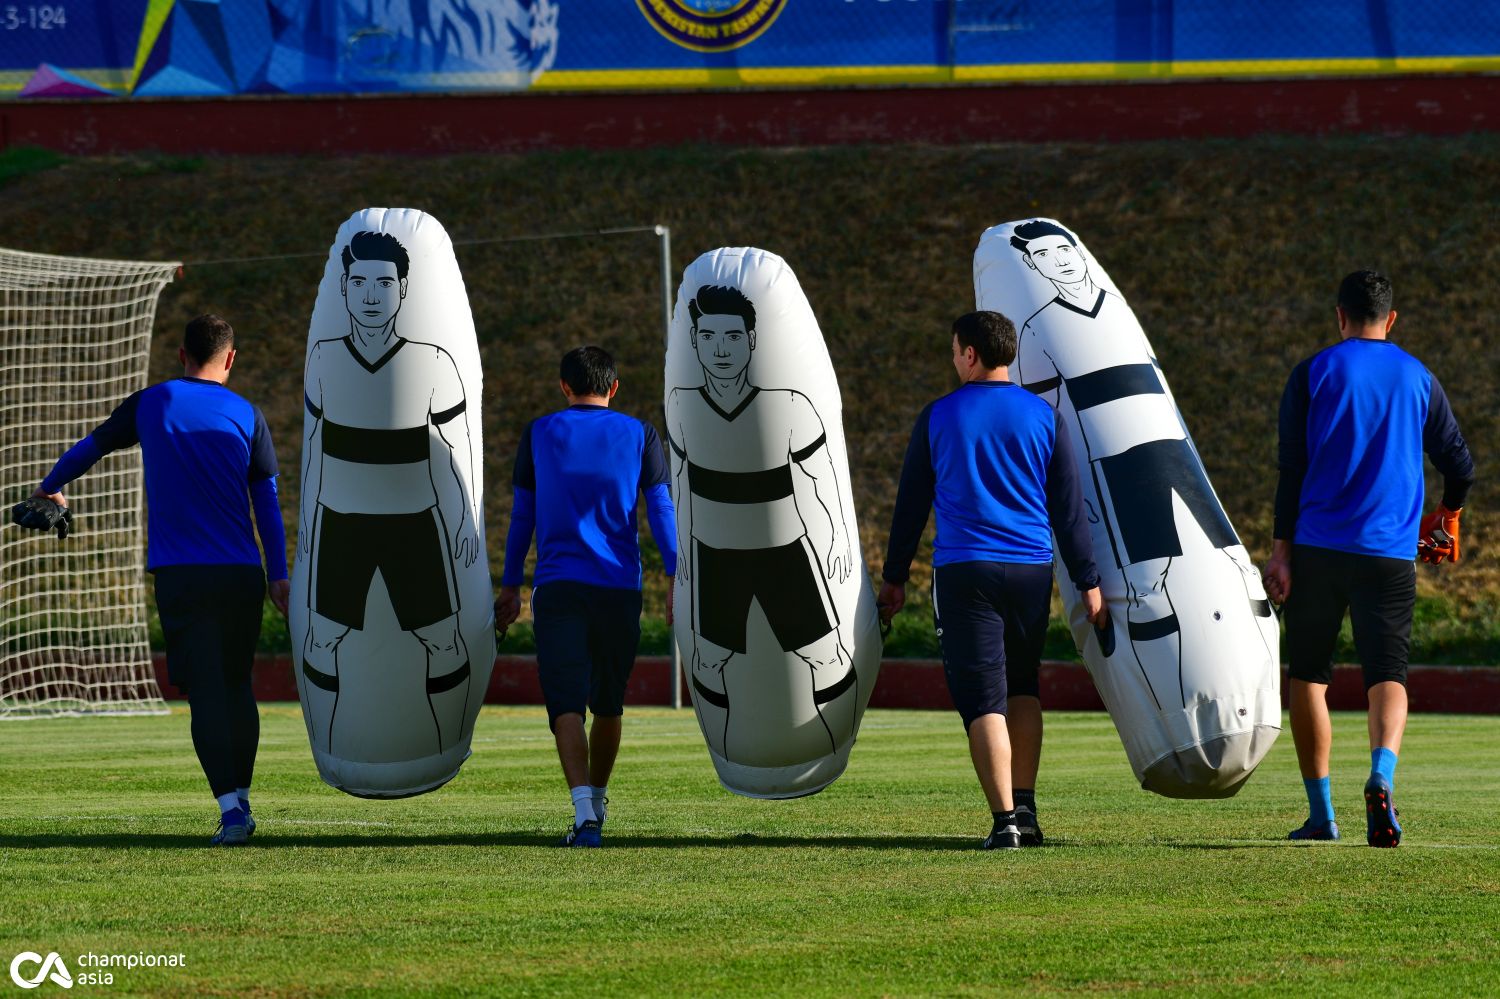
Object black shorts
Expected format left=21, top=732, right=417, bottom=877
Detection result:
left=1284, top=544, right=1414, bottom=689
left=1098, top=438, right=1239, bottom=565
left=532, top=581, right=643, bottom=730
left=154, top=564, right=265, bottom=692
left=312, top=506, right=457, bottom=632
left=693, top=538, right=838, bottom=654
left=932, top=560, right=1053, bottom=729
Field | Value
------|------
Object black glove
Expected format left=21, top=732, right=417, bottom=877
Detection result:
left=12, top=496, right=71, bottom=539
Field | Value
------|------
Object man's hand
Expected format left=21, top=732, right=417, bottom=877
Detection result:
left=665, top=577, right=675, bottom=627
left=268, top=579, right=291, bottom=617
left=1082, top=586, right=1109, bottom=629
left=494, top=585, right=522, bottom=630
left=877, top=580, right=906, bottom=626
left=825, top=536, right=852, bottom=584
left=13, top=491, right=71, bottom=539
left=1418, top=505, right=1462, bottom=564
left=454, top=528, right=480, bottom=569
left=1264, top=540, right=1293, bottom=604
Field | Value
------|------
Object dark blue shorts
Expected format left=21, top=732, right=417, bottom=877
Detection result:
left=533, top=580, right=643, bottom=730
left=1285, top=544, right=1414, bottom=689
left=932, top=560, right=1053, bottom=729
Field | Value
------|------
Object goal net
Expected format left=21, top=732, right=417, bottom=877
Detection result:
left=0, top=247, right=179, bottom=718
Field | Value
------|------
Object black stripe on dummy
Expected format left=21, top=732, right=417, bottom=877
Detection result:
left=790, top=433, right=827, bottom=464
left=427, top=662, right=470, bottom=695
left=305, top=394, right=323, bottom=419
left=303, top=660, right=339, bottom=692
left=813, top=668, right=856, bottom=704
left=692, top=674, right=730, bottom=709
left=1251, top=598, right=1273, bottom=618
left=1023, top=375, right=1062, bottom=396
left=1128, top=614, right=1180, bottom=642
left=322, top=420, right=429, bottom=464
left=1065, top=363, right=1164, bottom=411
left=432, top=400, right=466, bottom=426
left=699, top=385, right=759, bottom=422
left=688, top=462, right=794, bottom=504
left=343, top=335, right=407, bottom=374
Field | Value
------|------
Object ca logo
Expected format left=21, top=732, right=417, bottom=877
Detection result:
left=8, top=952, right=73, bottom=990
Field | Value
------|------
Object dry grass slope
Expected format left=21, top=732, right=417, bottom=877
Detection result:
left=2, top=137, right=1495, bottom=657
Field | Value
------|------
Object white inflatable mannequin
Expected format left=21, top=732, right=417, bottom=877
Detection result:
left=974, top=219, right=1280, bottom=798
left=291, top=207, right=495, bottom=798
left=665, top=247, right=882, bottom=798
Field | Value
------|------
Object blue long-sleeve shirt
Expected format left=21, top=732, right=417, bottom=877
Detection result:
left=1275, top=337, right=1474, bottom=559
left=40, top=377, right=287, bottom=579
left=501, top=404, right=677, bottom=590
left=883, top=380, right=1100, bottom=591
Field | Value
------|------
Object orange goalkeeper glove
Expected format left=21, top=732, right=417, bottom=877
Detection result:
left=1417, top=505, right=1462, bottom=564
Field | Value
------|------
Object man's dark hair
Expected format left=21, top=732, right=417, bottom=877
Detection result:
left=688, top=285, right=756, bottom=332
left=560, top=345, right=617, bottom=397
left=183, top=314, right=235, bottom=366
left=341, top=230, right=410, bottom=279
left=1009, top=219, right=1078, bottom=255
left=1337, top=270, right=1393, bottom=325
left=952, top=311, right=1017, bottom=369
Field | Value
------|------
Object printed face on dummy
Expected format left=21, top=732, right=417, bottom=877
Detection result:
left=1024, top=234, right=1088, bottom=287
left=693, top=313, right=755, bottom=380
left=342, top=259, right=406, bottom=330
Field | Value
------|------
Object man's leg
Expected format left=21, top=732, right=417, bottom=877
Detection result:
left=1283, top=545, right=1347, bottom=840
left=1289, top=679, right=1333, bottom=780
left=222, top=567, right=265, bottom=832
left=934, top=563, right=1018, bottom=849
left=1367, top=681, right=1408, bottom=757
left=792, top=630, right=858, bottom=753
left=1350, top=554, right=1415, bottom=848
left=1121, top=556, right=1179, bottom=710
left=968, top=713, right=1014, bottom=813
left=301, top=614, right=349, bottom=753
left=533, top=583, right=600, bottom=846
left=413, top=616, right=471, bottom=754
left=999, top=562, right=1051, bottom=845
left=585, top=587, right=642, bottom=825
left=588, top=716, right=622, bottom=789
left=690, top=636, right=735, bottom=758
left=158, top=568, right=250, bottom=845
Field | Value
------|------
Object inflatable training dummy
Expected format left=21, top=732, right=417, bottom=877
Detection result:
left=665, top=248, right=883, bottom=798
left=974, top=219, right=1279, bottom=798
left=291, top=208, right=494, bottom=798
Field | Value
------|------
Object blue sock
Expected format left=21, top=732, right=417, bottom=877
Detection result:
left=1304, top=776, right=1334, bottom=826
left=1371, top=748, right=1398, bottom=786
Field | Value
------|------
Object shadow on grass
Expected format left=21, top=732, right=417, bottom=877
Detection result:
left=0, top=831, right=981, bottom=851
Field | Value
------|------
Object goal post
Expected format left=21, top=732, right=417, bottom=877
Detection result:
left=0, top=246, right=179, bottom=718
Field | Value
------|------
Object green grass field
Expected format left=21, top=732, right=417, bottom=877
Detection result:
left=2, top=706, right=1497, bottom=996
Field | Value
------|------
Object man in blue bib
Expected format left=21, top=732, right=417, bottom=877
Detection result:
left=880, top=311, right=1105, bottom=850
left=496, top=346, right=677, bottom=848
left=1267, top=270, right=1474, bottom=847
left=31, top=315, right=288, bottom=846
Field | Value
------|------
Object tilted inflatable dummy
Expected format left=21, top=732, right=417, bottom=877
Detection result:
left=974, top=220, right=1280, bottom=798
left=291, top=208, right=495, bottom=798
left=665, top=248, right=883, bottom=798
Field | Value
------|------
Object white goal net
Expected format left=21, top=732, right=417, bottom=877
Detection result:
left=0, top=247, right=179, bottom=718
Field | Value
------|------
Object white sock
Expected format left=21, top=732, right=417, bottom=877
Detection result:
left=216, top=792, right=242, bottom=817
left=570, top=786, right=596, bottom=827
left=590, top=785, right=607, bottom=819
left=236, top=787, right=251, bottom=811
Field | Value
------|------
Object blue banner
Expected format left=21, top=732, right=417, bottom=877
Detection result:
left=2, top=1, right=1496, bottom=98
